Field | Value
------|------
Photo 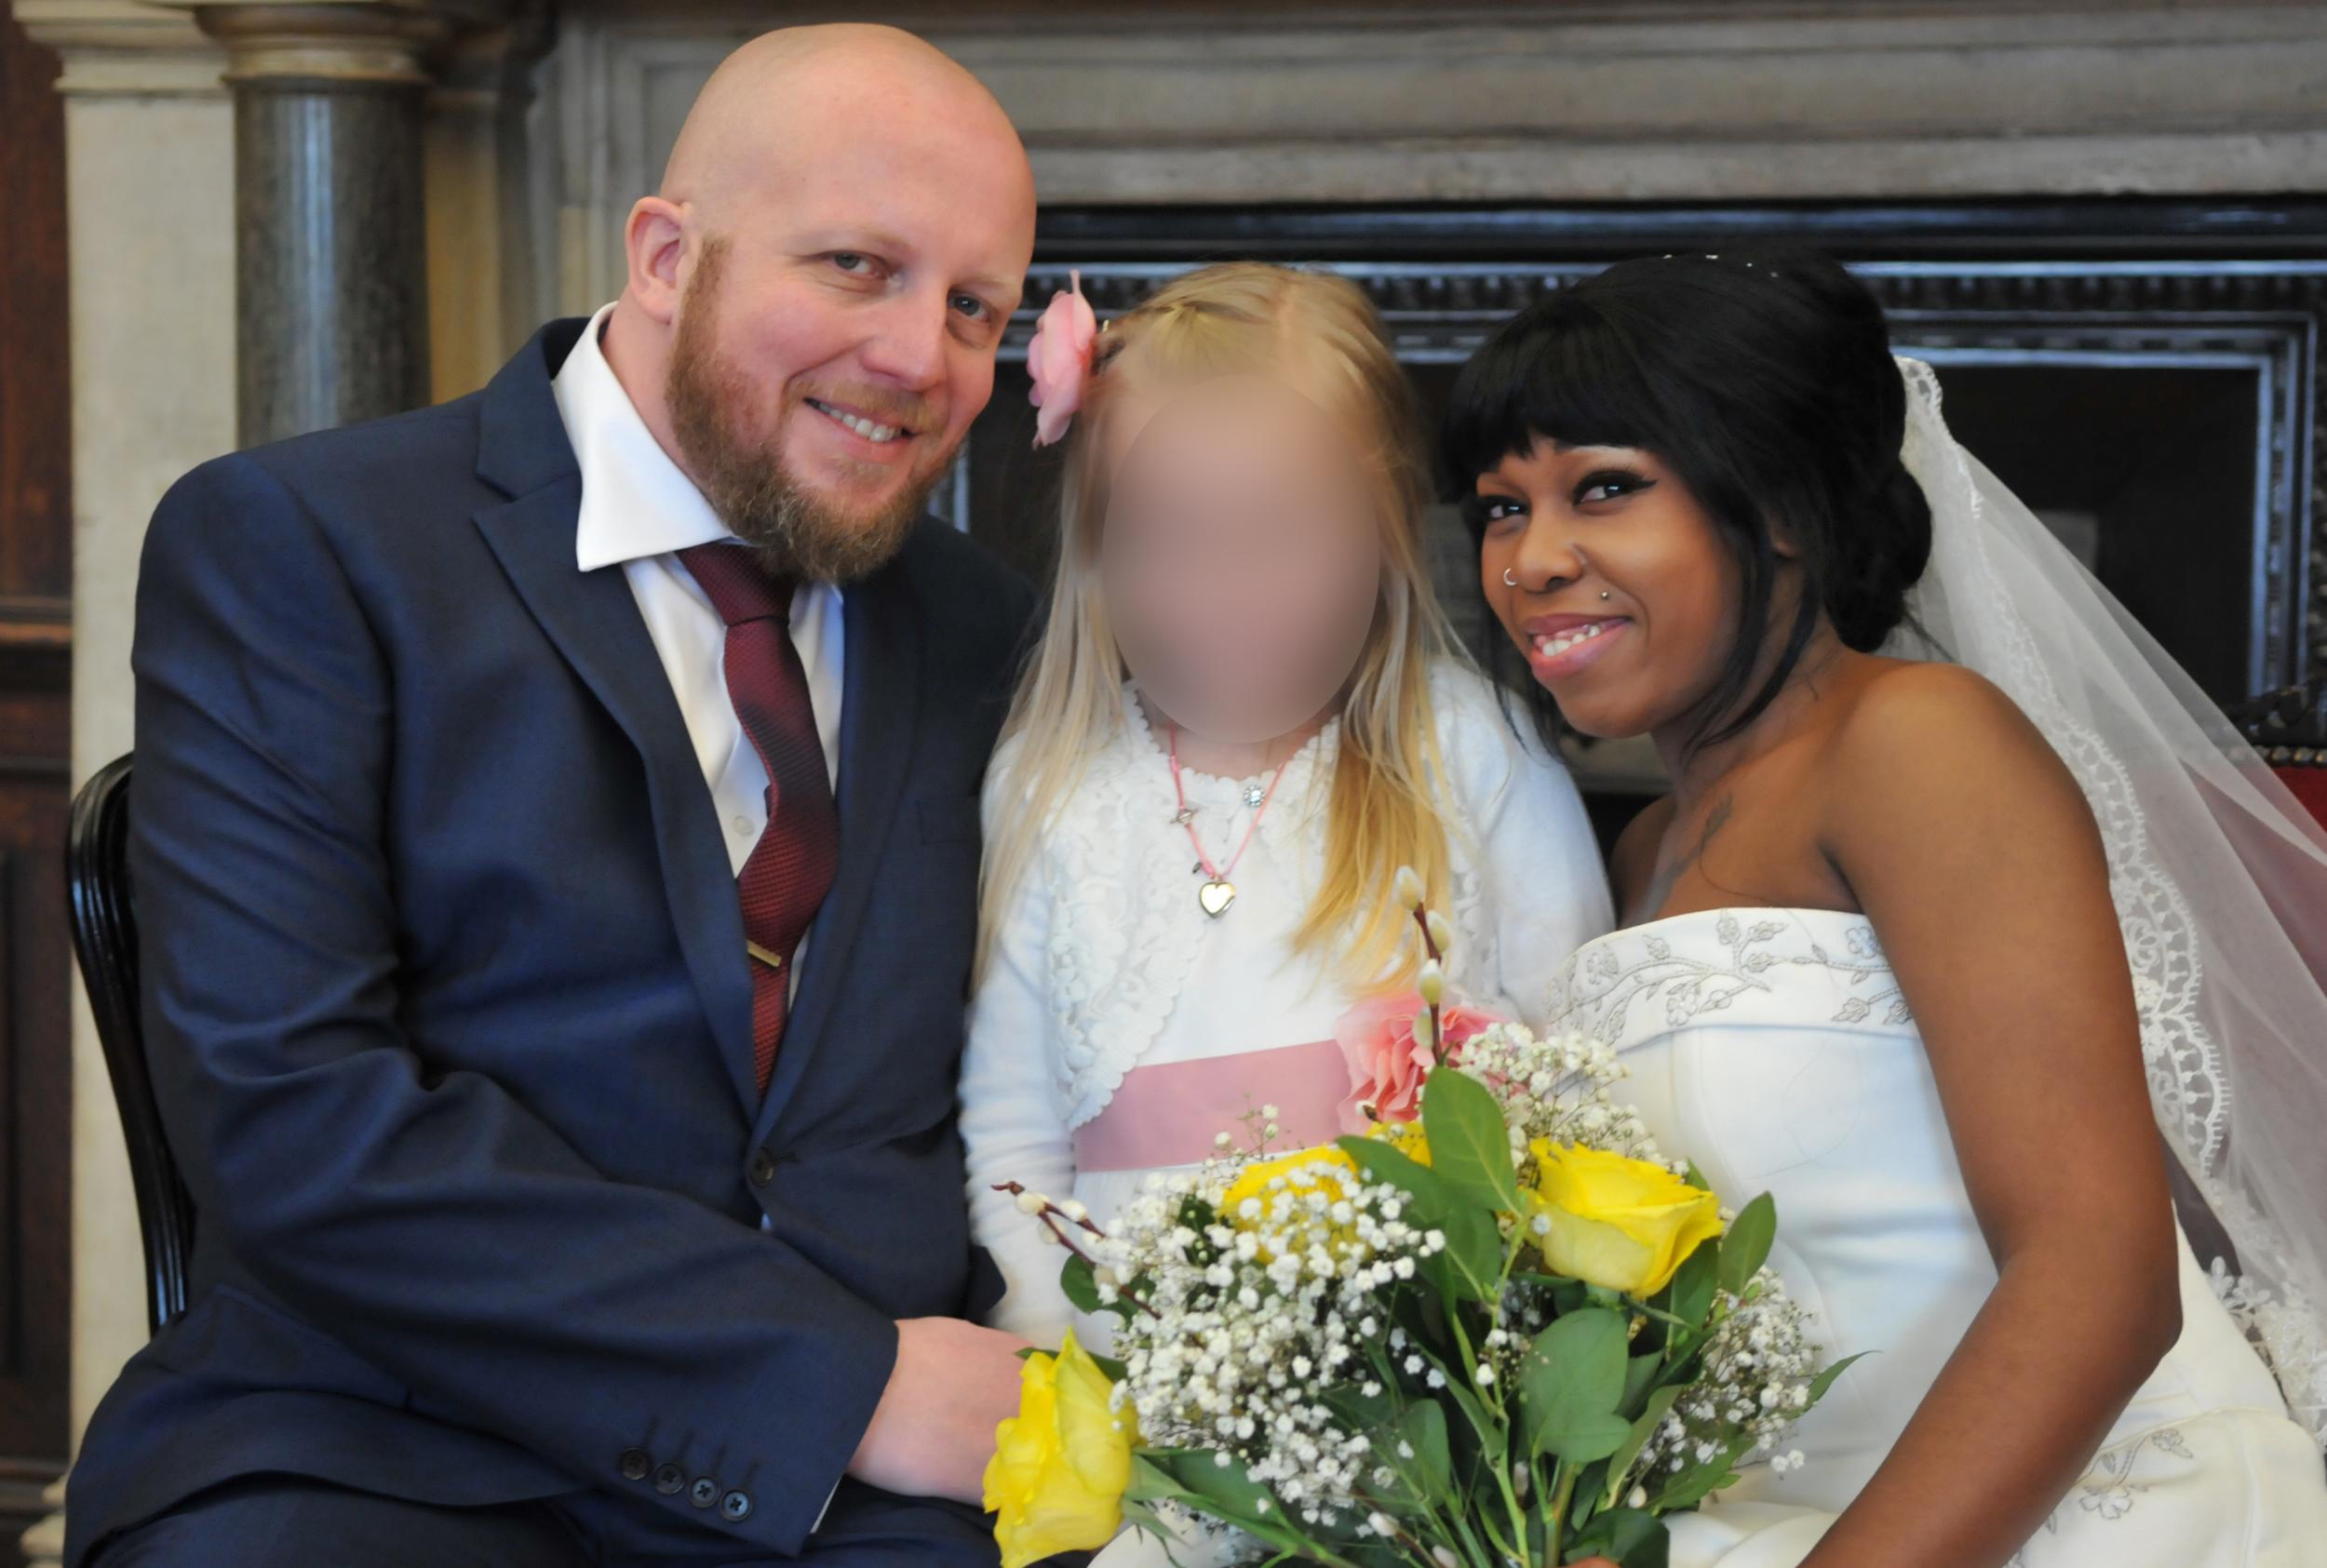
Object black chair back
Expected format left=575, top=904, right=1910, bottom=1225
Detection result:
left=67, top=755, right=193, bottom=1333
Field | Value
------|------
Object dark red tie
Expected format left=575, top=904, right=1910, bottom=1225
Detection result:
left=679, top=543, right=840, bottom=1095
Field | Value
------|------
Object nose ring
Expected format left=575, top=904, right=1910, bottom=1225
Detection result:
left=1502, top=567, right=1520, bottom=588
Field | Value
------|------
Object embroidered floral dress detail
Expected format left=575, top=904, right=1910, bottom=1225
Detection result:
left=1544, top=910, right=1912, bottom=1045
left=2004, top=1427, right=2195, bottom=1564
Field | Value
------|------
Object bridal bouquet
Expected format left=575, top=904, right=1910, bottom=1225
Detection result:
left=986, top=871, right=1857, bottom=1567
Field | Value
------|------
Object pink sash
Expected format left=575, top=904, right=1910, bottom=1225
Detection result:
left=1072, top=1039, right=1353, bottom=1173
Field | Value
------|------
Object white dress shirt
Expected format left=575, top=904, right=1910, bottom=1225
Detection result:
left=551, top=302, right=846, bottom=880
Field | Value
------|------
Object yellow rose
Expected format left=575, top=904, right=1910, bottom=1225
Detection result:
left=983, top=1329, right=1142, bottom=1568
left=1219, top=1146, right=1363, bottom=1261
left=1527, top=1139, right=1724, bottom=1298
left=1369, top=1119, right=1433, bottom=1168
left=1220, top=1146, right=1358, bottom=1221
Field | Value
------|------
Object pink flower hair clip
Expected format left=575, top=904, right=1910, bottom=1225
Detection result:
left=1025, top=269, right=1099, bottom=449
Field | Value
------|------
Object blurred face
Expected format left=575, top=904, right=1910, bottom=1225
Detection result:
left=1103, top=378, right=1384, bottom=744
left=1472, top=437, right=1742, bottom=741
left=665, top=144, right=1029, bottom=581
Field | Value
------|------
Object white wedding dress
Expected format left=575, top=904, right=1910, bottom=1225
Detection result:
left=1543, top=906, right=2327, bottom=1567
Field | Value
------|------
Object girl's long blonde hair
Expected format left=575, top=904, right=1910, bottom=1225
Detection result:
left=978, top=262, right=1460, bottom=987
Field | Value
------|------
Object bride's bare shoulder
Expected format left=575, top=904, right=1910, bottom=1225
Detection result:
left=1822, top=656, right=2097, bottom=857
left=1830, top=658, right=2046, bottom=763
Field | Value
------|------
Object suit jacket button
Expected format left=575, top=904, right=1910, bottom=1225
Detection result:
left=720, top=1490, right=752, bottom=1522
left=652, top=1462, right=685, bottom=1494
left=689, top=1477, right=720, bottom=1508
left=618, top=1448, right=652, bottom=1481
left=747, top=1147, right=777, bottom=1186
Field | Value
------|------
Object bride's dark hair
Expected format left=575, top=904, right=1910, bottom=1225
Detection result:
left=1440, top=248, right=1932, bottom=752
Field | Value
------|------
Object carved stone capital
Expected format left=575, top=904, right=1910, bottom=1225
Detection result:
left=13, top=2, right=222, bottom=98
left=164, top=0, right=514, bottom=87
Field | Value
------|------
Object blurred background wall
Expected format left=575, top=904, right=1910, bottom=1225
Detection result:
left=2, top=4, right=2323, bottom=1562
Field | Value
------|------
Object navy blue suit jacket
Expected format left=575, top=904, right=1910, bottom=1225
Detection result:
left=65, top=320, right=1037, bottom=1564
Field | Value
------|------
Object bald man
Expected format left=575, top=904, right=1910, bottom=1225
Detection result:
left=69, top=26, right=1047, bottom=1568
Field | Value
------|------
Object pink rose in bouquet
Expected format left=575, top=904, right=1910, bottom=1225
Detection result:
left=1335, top=992, right=1500, bottom=1133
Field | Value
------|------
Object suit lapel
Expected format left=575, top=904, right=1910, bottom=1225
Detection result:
left=757, top=560, right=922, bottom=1124
left=471, top=325, right=761, bottom=1112
left=475, top=489, right=761, bottom=1111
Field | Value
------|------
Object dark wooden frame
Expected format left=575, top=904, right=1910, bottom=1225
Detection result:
left=954, top=197, right=2327, bottom=704
left=0, top=11, right=73, bottom=1561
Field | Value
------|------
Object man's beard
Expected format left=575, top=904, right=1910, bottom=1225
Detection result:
left=666, top=248, right=946, bottom=583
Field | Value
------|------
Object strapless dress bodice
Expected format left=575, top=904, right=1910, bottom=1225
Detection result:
left=1547, top=908, right=2295, bottom=1523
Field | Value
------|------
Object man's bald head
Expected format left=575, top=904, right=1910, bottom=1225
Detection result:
left=604, top=24, right=1036, bottom=583
left=661, top=24, right=1030, bottom=234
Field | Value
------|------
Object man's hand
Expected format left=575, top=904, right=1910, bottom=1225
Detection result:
left=848, top=1316, right=1030, bottom=1504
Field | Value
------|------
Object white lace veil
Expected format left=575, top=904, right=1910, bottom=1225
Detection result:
left=1884, top=355, right=2327, bottom=1443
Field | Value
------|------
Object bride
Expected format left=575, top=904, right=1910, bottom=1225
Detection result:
left=1440, top=249, right=2327, bottom=1565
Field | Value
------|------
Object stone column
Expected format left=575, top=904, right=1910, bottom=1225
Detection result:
left=177, top=1, right=506, bottom=445
left=423, top=1, right=550, bottom=402
left=9, top=12, right=234, bottom=1565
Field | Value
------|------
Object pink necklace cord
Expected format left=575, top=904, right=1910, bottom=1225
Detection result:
left=1166, top=723, right=1297, bottom=881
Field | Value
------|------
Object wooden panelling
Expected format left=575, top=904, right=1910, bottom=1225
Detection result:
left=0, top=5, right=73, bottom=1563
left=0, top=7, right=66, bottom=602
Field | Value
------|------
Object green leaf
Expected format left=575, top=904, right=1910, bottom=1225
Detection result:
left=1010, top=1343, right=1124, bottom=1380
left=1566, top=1459, right=1610, bottom=1529
left=1681, top=1162, right=1711, bottom=1191
left=1717, top=1193, right=1776, bottom=1297
left=1060, top=1251, right=1102, bottom=1313
left=1665, top=1238, right=1719, bottom=1333
left=1321, top=1378, right=1401, bottom=1433
left=1318, top=1381, right=1440, bottom=1514
left=1805, top=1349, right=1872, bottom=1407
left=1539, top=1405, right=1632, bottom=1467
left=1172, top=1195, right=1219, bottom=1266
left=1128, top=1452, right=1310, bottom=1554
left=1395, top=1398, right=1455, bottom=1501
left=1523, top=1307, right=1634, bottom=1463
left=1419, top=1067, right=1524, bottom=1213
left=1439, top=1370, right=1507, bottom=1465
left=1621, top=1348, right=1669, bottom=1412
left=1649, top=1434, right=1757, bottom=1511
left=1335, top=1133, right=1447, bottom=1223
left=1566, top=1507, right=1669, bottom=1566
left=1601, top=1383, right=1684, bottom=1508
left=1422, top=1199, right=1504, bottom=1305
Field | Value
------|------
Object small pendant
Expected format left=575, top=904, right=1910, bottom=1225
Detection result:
left=1198, top=878, right=1237, bottom=918
left=1172, top=806, right=1198, bottom=826
left=1243, top=784, right=1267, bottom=809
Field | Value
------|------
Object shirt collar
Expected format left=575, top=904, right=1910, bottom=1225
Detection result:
left=554, top=302, right=738, bottom=573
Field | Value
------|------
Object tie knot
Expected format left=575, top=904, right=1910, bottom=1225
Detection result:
left=679, top=543, right=798, bottom=629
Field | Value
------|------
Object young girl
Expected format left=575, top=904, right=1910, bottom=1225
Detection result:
left=959, top=262, right=1612, bottom=1356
